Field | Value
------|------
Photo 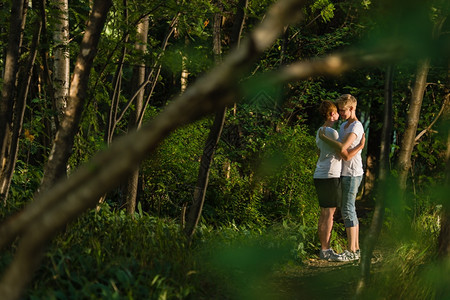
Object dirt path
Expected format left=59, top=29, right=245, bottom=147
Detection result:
left=265, top=251, right=383, bottom=299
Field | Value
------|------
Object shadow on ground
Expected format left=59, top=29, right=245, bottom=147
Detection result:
left=269, top=260, right=361, bottom=299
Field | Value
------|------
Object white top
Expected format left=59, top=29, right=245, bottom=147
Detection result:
left=313, top=126, right=341, bottom=178
left=339, top=120, right=364, bottom=176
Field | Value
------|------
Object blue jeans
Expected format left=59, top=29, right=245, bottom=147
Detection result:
left=341, top=176, right=362, bottom=228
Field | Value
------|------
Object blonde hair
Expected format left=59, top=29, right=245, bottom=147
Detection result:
left=318, top=100, right=337, bottom=120
left=336, top=94, right=357, bottom=108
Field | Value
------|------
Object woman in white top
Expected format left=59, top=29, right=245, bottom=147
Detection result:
left=314, top=100, right=365, bottom=261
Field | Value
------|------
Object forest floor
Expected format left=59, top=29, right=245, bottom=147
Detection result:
left=266, top=250, right=384, bottom=299
left=265, top=198, right=383, bottom=299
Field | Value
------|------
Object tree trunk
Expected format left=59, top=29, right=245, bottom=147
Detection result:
left=184, top=108, right=226, bottom=236
left=230, top=0, right=248, bottom=49
left=137, top=14, right=180, bottom=126
left=0, top=0, right=41, bottom=205
left=52, top=0, right=70, bottom=123
left=396, top=59, right=430, bottom=191
left=0, top=0, right=27, bottom=204
left=126, top=15, right=149, bottom=215
left=105, top=0, right=129, bottom=145
left=39, top=0, right=112, bottom=194
left=37, top=0, right=57, bottom=159
left=184, top=0, right=248, bottom=239
left=357, top=65, right=394, bottom=296
left=363, top=94, right=384, bottom=202
left=180, top=35, right=189, bottom=93
left=107, top=13, right=179, bottom=141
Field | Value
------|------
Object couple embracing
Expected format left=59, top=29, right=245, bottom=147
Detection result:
left=314, top=94, right=365, bottom=262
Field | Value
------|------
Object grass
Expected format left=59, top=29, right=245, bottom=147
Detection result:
left=361, top=207, right=448, bottom=299
left=17, top=205, right=323, bottom=299
left=1, top=203, right=445, bottom=299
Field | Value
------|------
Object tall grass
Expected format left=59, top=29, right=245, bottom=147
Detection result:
left=363, top=206, right=449, bottom=299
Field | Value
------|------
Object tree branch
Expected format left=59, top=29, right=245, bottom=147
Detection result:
left=415, top=93, right=449, bottom=143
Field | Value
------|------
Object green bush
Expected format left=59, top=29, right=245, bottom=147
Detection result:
left=138, top=106, right=320, bottom=229
left=27, top=205, right=195, bottom=299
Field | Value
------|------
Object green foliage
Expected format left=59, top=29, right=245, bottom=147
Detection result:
left=363, top=208, right=447, bottom=300
left=27, top=205, right=194, bottom=299
left=193, top=221, right=306, bottom=299
left=309, top=0, right=335, bottom=22
left=139, top=118, right=210, bottom=217
left=137, top=104, right=319, bottom=228
left=22, top=206, right=327, bottom=299
left=255, top=125, right=318, bottom=224
left=7, top=160, right=43, bottom=212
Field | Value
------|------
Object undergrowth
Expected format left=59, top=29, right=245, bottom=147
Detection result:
left=362, top=206, right=449, bottom=299
left=21, top=204, right=324, bottom=299
left=8, top=204, right=447, bottom=299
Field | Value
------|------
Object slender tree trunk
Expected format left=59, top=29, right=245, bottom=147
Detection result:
left=184, top=0, right=248, bottom=238
left=52, top=0, right=70, bottom=123
left=0, top=0, right=27, bottom=204
left=180, top=35, right=189, bottom=93
left=0, top=0, right=41, bottom=205
left=363, top=94, right=383, bottom=202
left=108, top=13, right=179, bottom=140
left=137, top=14, right=179, bottom=126
left=39, top=0, right=112, bottom=194
left=37, top=0, right=57, bottom=158
left=105, top=0, right=129, bottom=145
left=396, top=59, right=430, bottom=191
left=183, top=10, right=225, bottom=236
left=126, top=16, right=149, bottom=215
left=230, top=0, right=248, bottom=49
left=356, top=65, right=394, bottom=296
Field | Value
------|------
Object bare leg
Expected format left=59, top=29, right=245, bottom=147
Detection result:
left=318, top=207, right=336, bottom=250
left=356, top=223, right=359, bottom=250
left=346, top=226, right=358, bottom=252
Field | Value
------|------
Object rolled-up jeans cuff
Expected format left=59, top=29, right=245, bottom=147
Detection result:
left=344, top=219, right=359, bottom=227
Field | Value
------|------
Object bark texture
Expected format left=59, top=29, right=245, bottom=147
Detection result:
left=126, top=16, right=149, bottom=215
left=0, top=1, right=40, bottom=205
left=396, top=59, right=430, bottom=191
left=39, top=0, right=113, bottom=194
left=52, top=0, right=70, bottom=119
left=0, top=0, right=27, bottom=204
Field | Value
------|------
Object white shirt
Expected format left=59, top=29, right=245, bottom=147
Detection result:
left=313, top=126, right=342, bottom=178
left=339, top=120, right=364, bottom=177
